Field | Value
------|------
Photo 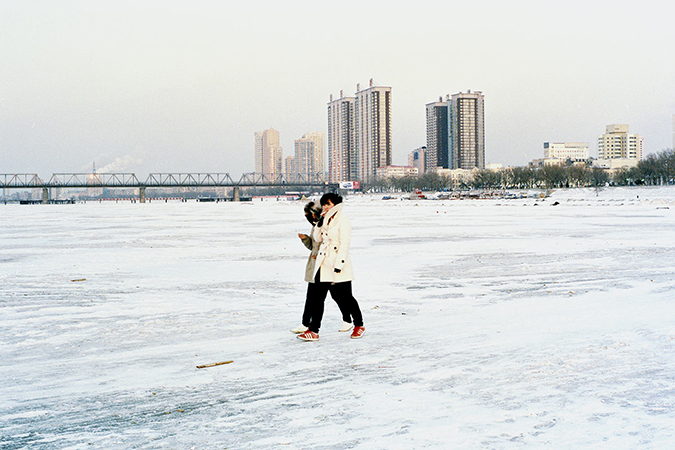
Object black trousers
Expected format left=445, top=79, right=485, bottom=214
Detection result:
left=303, top=270, right=364, bottom=334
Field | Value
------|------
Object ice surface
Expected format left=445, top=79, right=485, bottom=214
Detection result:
left=2, top=187, right=675, bottom=449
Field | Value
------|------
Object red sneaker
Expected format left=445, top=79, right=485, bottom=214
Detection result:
left=350, top=326, right=365, bottom=339
left=297, top=330, right=319, bottom=341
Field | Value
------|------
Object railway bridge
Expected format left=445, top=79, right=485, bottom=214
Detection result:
left=1, top=173, right=337, bottom=203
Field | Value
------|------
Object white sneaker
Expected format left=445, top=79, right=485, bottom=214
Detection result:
left=291, top=325, right=308, bottom=334
left=338, top=322, right=354, bottom=332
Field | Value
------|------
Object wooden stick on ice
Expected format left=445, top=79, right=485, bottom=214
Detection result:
left=196, top=360, right=233, bottom=369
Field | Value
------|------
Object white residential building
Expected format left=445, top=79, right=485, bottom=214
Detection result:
left=597, top=124, right=643, bottom=160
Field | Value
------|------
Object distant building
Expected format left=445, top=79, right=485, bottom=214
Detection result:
left=544, top=142, right=589, bottom=161
left=448, top=90, right=485, bottom=170
left=284, top=156, right=296, bottom=178
left=408, top=147, right=426, bottom=175
left=327, top=93, right=355, bottom=183
left=354, top=80, right=392, bottom=182
left=328, top=80, right=392, bottom=183
left=426, top=99, right=449, bottom=171
left=436, top=167, right=479, bottom=188
left=304, top=132, right=326, bottom=177
left=291, top=132, right=325, bottom=181
left=529, top=158, right=567, bottom=168
left=376, top=165, right=418, bottom=179
left=592, top=158, right=639, bottom=170
left=255, top=128, right=283, bottom=179
left=597, top=124, right=643, bottom=160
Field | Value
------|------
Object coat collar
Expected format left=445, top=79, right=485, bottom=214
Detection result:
left=323, top=203, right=343, bottom=223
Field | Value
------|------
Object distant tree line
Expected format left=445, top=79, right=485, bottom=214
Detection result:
left=612, top=149, right=675, bottom=186
left=363, top=149, right=675, bottom=192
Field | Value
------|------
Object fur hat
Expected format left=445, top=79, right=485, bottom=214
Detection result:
left=304, top=201, right=322, bottom=225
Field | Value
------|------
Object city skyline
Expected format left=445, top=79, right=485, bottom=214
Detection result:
left=1, top=2, right=674, bottom=177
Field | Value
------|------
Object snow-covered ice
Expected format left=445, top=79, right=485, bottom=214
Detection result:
left=2, top=187, right=675, bottom=449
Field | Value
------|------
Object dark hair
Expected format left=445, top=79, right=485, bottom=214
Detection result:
left=319, top=193, right=343, bottom=206
left=303, top=201, right=321, bottom=225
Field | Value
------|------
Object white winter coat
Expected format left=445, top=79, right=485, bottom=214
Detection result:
left=302, top=226, right=320, bottom=282
left=307, top=203, right=354, bottom=283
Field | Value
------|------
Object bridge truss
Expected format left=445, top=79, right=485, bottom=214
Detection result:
left=1, top=172, right=330, bottom=189
left=1, top=172, right=337, bottom=203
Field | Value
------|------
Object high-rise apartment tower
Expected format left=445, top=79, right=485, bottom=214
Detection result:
left=426, top=98, right=449, bottom=171
left=448, top=90, right=485, bottom=170
left=327, top=93, right=355, bottom=183
left=254, top=128, right=283, bottom=179
left=328, top=80, right=392, bottom=183
left=291, top=132, right=325, bottom=181
left=354, top=81, right=392, bottom=182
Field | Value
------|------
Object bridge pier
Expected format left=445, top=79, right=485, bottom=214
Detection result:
left=42, top=188, right=49, bottom=204
left=233, top=186, right=240, bottom=202
left=139, top=187, right=146, bottom=204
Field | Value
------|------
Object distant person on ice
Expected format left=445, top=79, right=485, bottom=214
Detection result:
left=291, top=200, right=353, bottom=335
left=295, top=193, right=365, bottom=341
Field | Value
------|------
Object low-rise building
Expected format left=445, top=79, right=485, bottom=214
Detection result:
left=592, top=158, right=639, bottom=170
left=376, top=165, right=419, bottom=179
left=435, top=167, right=479, bottom=187
left=544, top=142, right=590, bottom=161
left=530, top=158, right=566, bottom=167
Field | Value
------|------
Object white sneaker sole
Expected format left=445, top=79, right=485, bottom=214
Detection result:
left=338, top=323, right=353, bottom=332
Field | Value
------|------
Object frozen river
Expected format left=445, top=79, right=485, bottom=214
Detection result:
left=2, top=187, right=675, bottom=449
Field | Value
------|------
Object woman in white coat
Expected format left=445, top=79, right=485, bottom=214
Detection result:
left=297, top=193, right=364, bottom=341
left=291, top=201, right=353, bottom=335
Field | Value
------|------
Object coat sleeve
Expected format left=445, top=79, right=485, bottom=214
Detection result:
left=301, top=234, right=313, bottom=250
left=334, top=215, right=351, bottom=271
left=301, top=226, right=316, bottom=250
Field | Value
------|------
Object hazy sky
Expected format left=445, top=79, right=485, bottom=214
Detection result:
left=2, top=0, right=674, bottom=178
